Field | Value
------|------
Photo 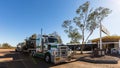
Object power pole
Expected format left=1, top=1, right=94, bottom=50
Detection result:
left=41, top=28, right=44, bottom=53
left=100, top=22, right=102, bottom=50
left=41, top=28, right=43, bottom=36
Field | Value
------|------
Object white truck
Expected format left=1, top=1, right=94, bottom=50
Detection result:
left=21, top=34, right=72, bottom=64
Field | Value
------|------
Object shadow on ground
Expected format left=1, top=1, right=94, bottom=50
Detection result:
left=0, top=51, right=76, bottom=68
left=1, top=50, right=120, bottom=68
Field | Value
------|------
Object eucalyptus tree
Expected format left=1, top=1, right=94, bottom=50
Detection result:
left=62, top=20, right=82, bottom=44
left=73, top=1, right=111, bottom=53
left=49, top=31, right=63, bottom=44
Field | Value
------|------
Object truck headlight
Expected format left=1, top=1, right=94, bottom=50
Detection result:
left=52, top=50, right=58, bottom=56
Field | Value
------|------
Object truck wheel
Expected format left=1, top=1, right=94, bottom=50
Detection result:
left=30, top=51, right=36, bottom=57
left=32, top=51, right=36, bottom=57
left=45, top=54, right=51, bottom=63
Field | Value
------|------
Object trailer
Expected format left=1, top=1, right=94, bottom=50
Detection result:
left=15, top=42, right=24, bottom=52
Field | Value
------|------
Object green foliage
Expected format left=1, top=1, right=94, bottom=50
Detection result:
left=49, top=31, right=63, bottom=44
left=62, top=20, right=82, bottom=43
left=0, top=43, right=13, bottom=49
left=74, top=1, right=111, bottom=43
left=30, top=34, right=37, bottom=39
left=57, top=36, right=62, bottom=44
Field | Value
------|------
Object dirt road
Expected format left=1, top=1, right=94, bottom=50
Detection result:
left=0, top=49, right=120, bottom=68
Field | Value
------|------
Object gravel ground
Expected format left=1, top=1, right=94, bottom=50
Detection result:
left=50, top=54, right=120, bottom=68
left=51, top=61, right=120, bottom=68
left=0, top=49, right=120, bottom=68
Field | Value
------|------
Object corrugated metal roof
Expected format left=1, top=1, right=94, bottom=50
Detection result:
left=92, top=36, right=120, bottom=42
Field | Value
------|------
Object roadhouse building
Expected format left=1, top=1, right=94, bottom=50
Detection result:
left=92, top=36, right=120, bottom=54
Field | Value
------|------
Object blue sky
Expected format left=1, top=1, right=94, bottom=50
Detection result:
left=0, top=0, right=120, bottom=46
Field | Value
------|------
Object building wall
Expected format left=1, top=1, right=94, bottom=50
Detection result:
left=114, top=43, right=119, bottom=49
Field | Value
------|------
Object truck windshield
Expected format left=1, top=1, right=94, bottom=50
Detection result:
left=48, top=37, right=58, bottom=43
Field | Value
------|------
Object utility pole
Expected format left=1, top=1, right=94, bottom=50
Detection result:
left=41, top=28, right=44, bottom=53
left=100, top=22, right=102, bottom=50
left=41, top=28, right=43, bottom=36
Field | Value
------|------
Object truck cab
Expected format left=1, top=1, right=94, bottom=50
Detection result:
left=34, top=35, right=70, bottom=64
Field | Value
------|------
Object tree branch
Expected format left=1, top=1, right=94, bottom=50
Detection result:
left=85, top=30, right=93, bottom=43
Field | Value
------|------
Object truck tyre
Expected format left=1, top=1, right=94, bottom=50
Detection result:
left=29, top=50, right=35, bottom=57
left=45, top=54, right=51, bottom=63
left=31, top=51, right=36, bottom=57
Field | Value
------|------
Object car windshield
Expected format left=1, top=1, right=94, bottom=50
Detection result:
left=48, top=37, right=58, bottom=43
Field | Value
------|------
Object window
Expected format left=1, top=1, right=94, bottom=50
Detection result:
left=48, top=37, right=58, bottom=43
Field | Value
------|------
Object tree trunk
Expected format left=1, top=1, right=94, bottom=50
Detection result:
left=85, top=31, right=93, bottom=43
left=80, top=44, right=83, bottom=54
left=80, top=31, right=84, bottom=54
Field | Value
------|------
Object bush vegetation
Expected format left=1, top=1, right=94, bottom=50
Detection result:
left=0, top=43, right=15, bottom=49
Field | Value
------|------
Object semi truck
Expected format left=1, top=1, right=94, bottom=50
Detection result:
left=20, top=34, right=72, bottom=64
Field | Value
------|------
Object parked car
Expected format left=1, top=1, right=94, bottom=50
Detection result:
left=111, top=48, right=118, bottom=54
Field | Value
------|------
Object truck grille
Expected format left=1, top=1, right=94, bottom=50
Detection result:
left=59, top=46, right=68, bottom=57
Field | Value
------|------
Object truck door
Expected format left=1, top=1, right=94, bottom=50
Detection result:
left=36, top=35, right=42, bottom=52
left=42, top=37, right=48, bottom=53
